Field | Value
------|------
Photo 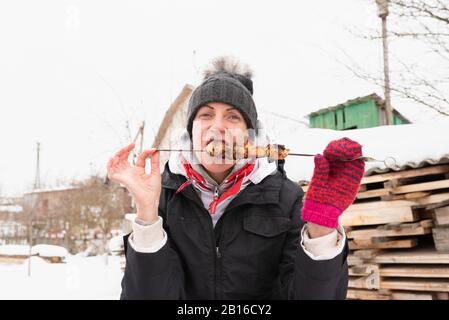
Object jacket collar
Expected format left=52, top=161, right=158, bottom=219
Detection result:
left=161, top=161, right=284, bottom=209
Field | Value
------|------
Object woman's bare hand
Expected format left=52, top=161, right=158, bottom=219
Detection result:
left=107, top=143, right=161, bottom=223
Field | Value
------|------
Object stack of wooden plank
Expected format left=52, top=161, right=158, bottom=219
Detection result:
left=304, top=163, right=449, bottom=300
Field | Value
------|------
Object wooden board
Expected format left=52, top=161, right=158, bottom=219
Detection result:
left=380, top=265, right=449, bottom=278
left=414, top=192, right=449, bottom=208
left=390, top=291, right=434, bottom=300
left=381, top=192, right=431, bottom=201
left=349, top=238, right=418, bottom=250
left=346, top=220, right=433, bottom=239
left=357, top=188, right=390, bottom=199
left=436, top=292, right=449, bottom=300
left=349, top=264, right=379, bottom=276
left=403, top=192, right=432, bottom=200
left=352, top=249, right=381, bottom=259
left=434, top=206, right=449, bottom=226
left=370, top=248, right=449, bottom=264
left=380, top=278, right=449, bottom=292
left=349, top=274, right=379, bottom=290
left=347, top=255, right=364, bottom=266
left=348, top=199, right=417, bottom=212
left=346, top=289, right=391, bottom=300
left=432, top=227, right=449, bottom=253
left=357, top=179, right=449, bottom=200
left=347, top=289, right=440, bottom=300
left=340, top=206, right=418, bottom=227
left=361, top=165, right=449, bottom=185
left=345, top=192, right=449, bottom=213
left=393, top=179, right=449, bottom=194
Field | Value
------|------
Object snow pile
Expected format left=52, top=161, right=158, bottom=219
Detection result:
left=269, top=120, right=449, bottom=183
left=31, top=244, right=68, bottom=258
left=0, top=255, right=123, bottom=299
left=124, top=213, right=136, bottom=222
left=108, top=235, right=124, bottom=253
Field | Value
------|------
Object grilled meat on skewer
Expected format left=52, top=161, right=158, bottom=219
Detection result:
left=205, top=141, right=290, bottom=160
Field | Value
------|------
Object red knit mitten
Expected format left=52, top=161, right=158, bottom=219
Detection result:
left=301, top=137, right=365, bottom=228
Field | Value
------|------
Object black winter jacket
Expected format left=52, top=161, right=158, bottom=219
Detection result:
left=120, top=161, right=349, bottom=300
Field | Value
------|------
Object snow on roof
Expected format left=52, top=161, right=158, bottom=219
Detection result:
left=272, top=119, right=449, bottom=183
left=307, top=93, right=383, bottom=117
left=24, top=185, right=78, bottom=195
left=0, top=205, right=22, bottom=213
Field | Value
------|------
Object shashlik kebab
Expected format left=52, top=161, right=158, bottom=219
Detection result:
left=204, top=140, right=290, bottom=161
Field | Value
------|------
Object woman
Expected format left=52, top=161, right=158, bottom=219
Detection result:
left=107, top=56, right=365, bottom=299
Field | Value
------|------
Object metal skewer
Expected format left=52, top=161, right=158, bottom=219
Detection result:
left=156, top=148, right=397, bottom=168
left=156, top=149, right=205, bottom=152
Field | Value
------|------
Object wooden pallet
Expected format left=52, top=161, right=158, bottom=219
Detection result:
left=305, top=163, right=449, bottom=299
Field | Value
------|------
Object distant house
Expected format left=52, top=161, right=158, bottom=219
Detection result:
left=0, top=197, right=25, bottom=244
left=308, top=93, right=410, bottom=130
left=23, top=186, right=79, bottom=225
left=22, top=183, right=132, bottom=252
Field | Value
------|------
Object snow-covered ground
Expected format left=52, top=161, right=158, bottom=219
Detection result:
left=0, top=255, right=123, bottom=299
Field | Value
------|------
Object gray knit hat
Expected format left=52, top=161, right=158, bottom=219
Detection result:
left=186, top=56, right=258, bottom=139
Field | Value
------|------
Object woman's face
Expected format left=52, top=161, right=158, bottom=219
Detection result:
left=192, top=102, right=248, bottom=174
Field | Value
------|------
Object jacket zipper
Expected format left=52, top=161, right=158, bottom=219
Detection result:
left=213, top=186, right=221, bottom=299
left=178, top=182, right=231, bottom=299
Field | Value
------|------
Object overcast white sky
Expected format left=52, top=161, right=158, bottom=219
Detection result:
left=0, top=0, right=446, bottom=196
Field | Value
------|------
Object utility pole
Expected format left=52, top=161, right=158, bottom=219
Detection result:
left=33, top=142, right=41, bottom=190
left=376, top=0, right=394, bottom=125
left=29, top=141, right=41, bottom=277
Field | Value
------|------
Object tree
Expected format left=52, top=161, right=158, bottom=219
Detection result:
left=345, top=0, right=449, bottom=116
left=66, top=175, right=131, bottom=253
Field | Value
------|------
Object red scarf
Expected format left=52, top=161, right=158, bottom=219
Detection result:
left=176, top=162, right=256, bottom=214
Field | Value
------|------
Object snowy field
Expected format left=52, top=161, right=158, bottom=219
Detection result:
left=0, top=255, right=123, bottom=300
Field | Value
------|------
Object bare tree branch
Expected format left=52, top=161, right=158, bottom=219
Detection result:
left=341, top=0, right=449, bottom=117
